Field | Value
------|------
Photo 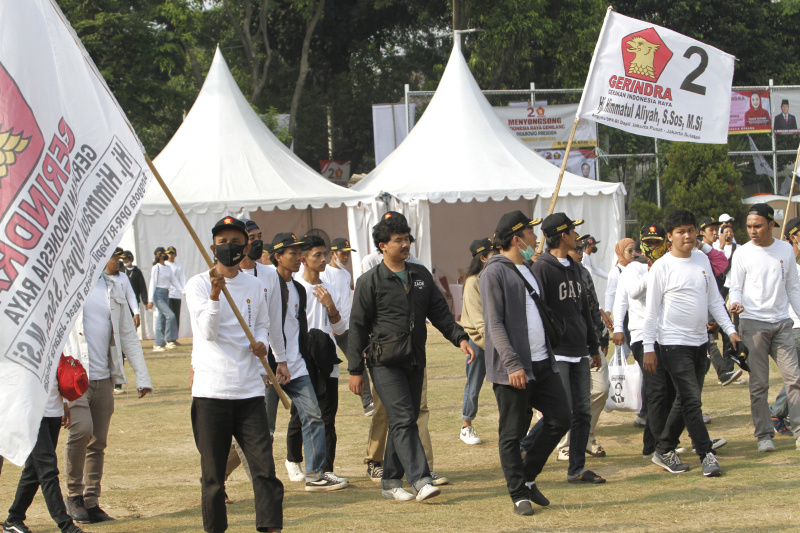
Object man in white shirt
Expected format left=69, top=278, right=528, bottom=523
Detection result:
left=643, top=210, right=742, bottom=477
left=265, top=232, right=347, bottom=492
left=285, top=235, right=349, bottom=484
left=63, top=251, right=153, bottom=524
left=186, top=216, right=283, bottom=532
left=729, top=203, right=800, bottom=452
left=579, top=235, right=608, bottom=281
left=165, top=246, right=187, bottom=341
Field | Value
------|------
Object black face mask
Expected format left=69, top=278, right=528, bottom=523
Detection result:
left=247, top=240, right=264, bottom=260
left=591, top=246, right=598, bottom=254
left=214, top=243, right=246, bottom=267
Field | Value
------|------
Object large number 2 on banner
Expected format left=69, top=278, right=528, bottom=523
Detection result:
left=681, top=46, right=709, bottom=96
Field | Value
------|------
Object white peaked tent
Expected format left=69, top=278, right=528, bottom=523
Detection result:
left=348, top=40, right=625, bottom=296
left=130, top=47, right=368, bottom=338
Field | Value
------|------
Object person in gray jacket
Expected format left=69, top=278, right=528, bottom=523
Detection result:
left=479, top=210, right=571, bottom=517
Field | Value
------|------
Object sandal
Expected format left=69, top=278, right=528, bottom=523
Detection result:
left=568, top=470, right=606, bottom=484
left=586, top=444, right=606, bottom=457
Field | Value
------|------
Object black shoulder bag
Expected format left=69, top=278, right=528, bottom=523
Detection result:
left=364, top=273, right=416, bottom=367
left=501, top=262, right=565, bottom=349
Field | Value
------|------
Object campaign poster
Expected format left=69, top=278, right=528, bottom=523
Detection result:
left=729, top=90, right=772, bottom=134
left=493, top=104, right=597, bottom=149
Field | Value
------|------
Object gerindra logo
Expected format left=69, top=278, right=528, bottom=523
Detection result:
left=621, top=28, right=673, bottom=83
left=0, top=61, right=44, bottom=220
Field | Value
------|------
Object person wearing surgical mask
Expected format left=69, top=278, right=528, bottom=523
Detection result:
left=185, top=215, right=284, bottom=532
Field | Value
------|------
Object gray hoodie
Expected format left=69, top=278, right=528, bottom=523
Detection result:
left=479, top=254, right=558, bottom=385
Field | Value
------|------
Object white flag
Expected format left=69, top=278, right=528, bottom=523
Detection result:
left=576, top=10, right=735, bottom=144
left=747, top=135, right=773, bottom=177
left=0, top=1, right=152, bottom=464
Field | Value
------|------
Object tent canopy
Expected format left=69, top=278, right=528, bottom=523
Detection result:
left=141, top=46, right=368, bottom=215
left=351, top=40, right=623, bottom=204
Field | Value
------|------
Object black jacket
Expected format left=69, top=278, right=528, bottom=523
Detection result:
left=346, top=261, right=468, bottom=374
left=531, top=252, right=600, bottom=358
left=125, top=265, right=148, bottom=305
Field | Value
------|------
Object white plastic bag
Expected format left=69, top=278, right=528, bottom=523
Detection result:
left=604, top=345, right=643, bottom=413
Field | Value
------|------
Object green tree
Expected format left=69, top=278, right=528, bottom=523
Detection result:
left=633, top=143, right=747, bottom=239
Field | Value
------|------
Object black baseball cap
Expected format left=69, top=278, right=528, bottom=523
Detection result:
left=583, top=235, right=599, bottom=246
left=240, top=218, right=259, bottom=232
left=330, top=237, right=356, bottom=252
left=785, top=217, right=800, bottom=239
left=380, top=211, right=407, bottom=224
left=212, top=216, right=249, bottom=240
left=699, top=217, right=721, bottom=231
left=747, top=203, right=774, bottom=222
left=154, top=246, right=166, bottom=255
left=541, top=213, right=583, bottom=238
left=495, top=211, right=543, bottom=240
left=270, top=232, right=304, bottom=253
left=122, top=250, right=133, bottom=260
left=470, top=238, right=494, bottom=257
left=640, top=223, right=666, bottom=241
left=166, top=246, right=177, bottom=254
left=112, top=247, right=124, bottom=257
left=728, top=342, right=750, bottom=372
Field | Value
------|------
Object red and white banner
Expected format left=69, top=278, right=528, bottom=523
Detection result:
left=0, top=1, right=151, bottom=464
left=320, top=160, right=351, bottom=187
left=577, top=10, right=735, bottom=144
left=729, top=90, right=772, bottom=134
left=494, top=104, right=597, bottom=149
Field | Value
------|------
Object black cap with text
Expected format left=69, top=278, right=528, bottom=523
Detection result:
left=747, top=203, right=774, bottom=222
left=330, top=237, right=356, bottom=252
left=495, top=210, right=543, bottom=240
left=699, top=217, right=721, bottom=231
left=640, top=223, right=666, bottom=241
left=270, top=232, right=304, bottom=253
left=541, top=213, right=583, bottom=238
left=470, top=238, right=494, bottom=257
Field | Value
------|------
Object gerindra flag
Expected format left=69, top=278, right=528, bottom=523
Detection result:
left=0, top=1, right=151, bottom=464
left=576, top=10, right=735, bottom=144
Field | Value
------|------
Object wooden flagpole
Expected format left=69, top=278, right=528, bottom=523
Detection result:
left=781, top=141, right=800, bottom=240
left=144, top=154, right=291, bottom=409
left=536, top=116, right=581, bottom=253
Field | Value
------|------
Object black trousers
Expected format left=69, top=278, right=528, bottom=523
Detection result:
left=286, top=377, right=339, bottom=472
left=168, top=298, right=182, bottom=338
left=493, top=360, right=571, bottom=502
left=7, top=417, right=73, bottom=530
left=191, top=397, right=283, bottom=533
left=658, top=344, right=713, bottom=458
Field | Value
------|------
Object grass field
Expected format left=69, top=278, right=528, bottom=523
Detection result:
left=2, top=327, right=799, bottom=532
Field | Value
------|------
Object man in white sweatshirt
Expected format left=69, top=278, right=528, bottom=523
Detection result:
left=186, top=216, right=283, bottom=532
left=728, top=203, right=800, bottom=453
left=643, top=210, right=742, bottom=477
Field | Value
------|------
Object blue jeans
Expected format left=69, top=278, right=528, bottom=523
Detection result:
left=153, top=287, right=177, bottom=346
left=266, top=375, right=326, bottom=481
left=522, top=359, right=591, bottom=477
left=369, top=364, right=431, bottom=493
left=770, top=328, right=800, bottom=420
left=462, top=340, right=486, bottom=421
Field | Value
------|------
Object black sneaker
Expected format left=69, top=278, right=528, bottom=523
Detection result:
left=692, top=438, right=727, bottom=454
left=702, top=452, right=721, bottom=477
left=305, top=473, right=348, bottom=492
left=430, top=471, right=449, bottom=486
left=773, top=417, right=793, bottom=436
left=528, top=484, right=550, bottom=507
left=513, top=500, right=534, bottom=516
left=62, top=524, right=87, bottom=533
left=85, top=504, right=115, bottom=523
left=652, top=451, right=690, bottom=473
left=720, top=369, right=743, bottom=386
left=3, top=521, right=32, bottom=533
left=366, top=461, right=383, bottom=483
left=64, top=496, right=89, bottom=523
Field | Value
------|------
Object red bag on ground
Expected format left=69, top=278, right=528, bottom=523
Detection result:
left=58, top=353, right=89, bottom=401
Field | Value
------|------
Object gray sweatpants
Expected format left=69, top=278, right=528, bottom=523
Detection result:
left=740, top=318, right=800, bottom=441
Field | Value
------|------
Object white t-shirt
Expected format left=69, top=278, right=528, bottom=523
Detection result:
left=240, top=263, right=286, bottom=361
left=604, top=263, right=623, bottom=312
left=166, top=260, right=187, bottom=299
left=643, top=252, right=735, bottom=353
left=728, top=239, right=800, bottom=323
left=44, top=380, right=65, bottom=418
left=283, top=282, right=308, bottom=380
left=582, top=253, right=608, bottom=280
left=296, top=277, right=348, bottom=378
left=148, top=263, right=182, bottom=302
left=321, top=264, right=352, bottom=325
left=613, top=262, right=648, bottom=344
left=516, top=265, right=549, bottom=362
left=186, top=271, right=270, bottom=399
left=83, top=277, right=112, bottom=380
left=791, top=263, right=800, bottom=329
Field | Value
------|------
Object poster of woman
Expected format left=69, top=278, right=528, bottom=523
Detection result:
left=729, top=90, right=772, bottom=134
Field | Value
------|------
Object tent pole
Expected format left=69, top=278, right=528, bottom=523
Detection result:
left=144, top=154, right=291, bottom=409
left=781, top=141, right=800, bottom=240
left=537, top=116, right=580, bottom=253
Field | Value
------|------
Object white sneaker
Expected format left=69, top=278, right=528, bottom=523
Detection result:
left=152, top=345, right=165, bottom=352
left=325, top=471, right=349, bottom=484
left=758, top=437, right=776, bottom=453
left=165, top=341, right=178, bottom=350
left=382, top=487, right=414, bottom=501
left=556, top=448, right=569, bottom=461
left=285, top=459, right=305, bottom=482
left=460, top=426, right=482, bottom=445
left=416, top=483, right=441, bottom=502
